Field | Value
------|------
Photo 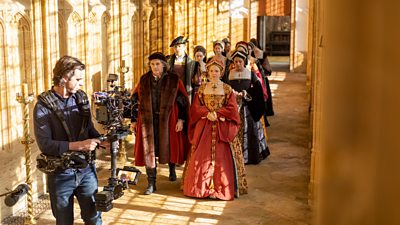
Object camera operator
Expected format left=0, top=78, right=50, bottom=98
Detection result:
left=33, top=55, right=103, bottom=225
left=131, top=52, right=190, bottom=195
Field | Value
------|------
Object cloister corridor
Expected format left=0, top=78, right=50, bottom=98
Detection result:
left=33, top=57, right=312, bottom=225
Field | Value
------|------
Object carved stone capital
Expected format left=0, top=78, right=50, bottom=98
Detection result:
left=88, top=4, right=107, bottom=24
left=71, top=12, right=82, bottom=25
left=130, top=3, right=138, bottom=16
left=142, top=1, right=154, bottom=21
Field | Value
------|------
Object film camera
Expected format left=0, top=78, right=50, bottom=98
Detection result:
left=93, top=74, right=141, bottom=212
left=93, top=73, right=133, bottom=131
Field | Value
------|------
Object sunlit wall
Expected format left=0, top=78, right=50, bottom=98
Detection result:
left=0, top=0, right=263, bottom=220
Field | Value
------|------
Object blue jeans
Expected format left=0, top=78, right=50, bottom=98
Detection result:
left=47, top=165, right=102, bottom=225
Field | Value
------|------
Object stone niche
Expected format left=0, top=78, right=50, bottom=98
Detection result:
left=265, top=16, right=290, bottom=40
left=257, top=15, right=291, bottom=54
left=265, top=16, right=291, bottom=54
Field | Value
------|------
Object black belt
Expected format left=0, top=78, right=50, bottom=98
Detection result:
left=37, top=152, right=94, bottom=174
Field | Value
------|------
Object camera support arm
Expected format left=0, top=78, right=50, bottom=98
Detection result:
left=105, top=131, right=129, bottom=182
left=95, top=131, right=129, bottom=212
left=109, top=134, right=119, bottom=184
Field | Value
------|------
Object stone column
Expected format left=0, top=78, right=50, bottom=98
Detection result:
left=162, top=0, right=170, bottom=54
left=41, top=0, right=60, bottom=90
left=88, top=3, right=107, bottom=92
left=31, top=0, right=45, bottom=94
left=6, top=11, right=25, bottom=148
left=142, top=0, right=153, bottom=64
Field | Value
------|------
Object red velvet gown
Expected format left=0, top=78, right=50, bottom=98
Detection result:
left=183, top=84, right=241, bottom=200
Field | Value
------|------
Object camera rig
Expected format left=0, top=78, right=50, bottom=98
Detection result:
left=93, top=74, right=141, bottom=212
left=93, top=74, right=133, bottom=131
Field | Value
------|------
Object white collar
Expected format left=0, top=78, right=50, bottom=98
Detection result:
left=175, top=55, right=185, bottom=62
left=229, top=68, right=251, bottom=80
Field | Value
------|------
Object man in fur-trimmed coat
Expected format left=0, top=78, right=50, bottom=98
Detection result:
left=131, top=52, right=190, bottom=195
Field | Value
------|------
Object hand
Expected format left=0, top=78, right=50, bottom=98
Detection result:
left=206, top=111, right=217, bottom=121
left=70, top=139, right=100, bottom=152
left=175, top=119, right=184, bottom=132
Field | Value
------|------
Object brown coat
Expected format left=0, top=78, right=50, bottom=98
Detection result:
left=134, top=71, right=190, bottom=168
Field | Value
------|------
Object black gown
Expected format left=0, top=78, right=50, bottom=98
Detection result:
left=227, top=68, right=268, bottom=164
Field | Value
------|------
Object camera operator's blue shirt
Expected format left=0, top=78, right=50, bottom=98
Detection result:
left=33, top=89, right=100, bottom=156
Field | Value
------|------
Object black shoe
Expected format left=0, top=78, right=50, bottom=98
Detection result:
left=169, top=174, right=176, bottom=181
left=144, top=168, right=157, bottom=195
left=168, top=163, right=177, bottom=181
left=144, top=183, right=156, bottom=195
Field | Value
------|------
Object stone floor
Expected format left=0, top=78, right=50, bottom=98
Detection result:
left=34, top=58, right=312, bottom=225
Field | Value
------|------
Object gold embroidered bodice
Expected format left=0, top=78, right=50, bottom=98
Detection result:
left=198, top=83, right=232, bottom=112
left=202, top=94, right=225, bottom=112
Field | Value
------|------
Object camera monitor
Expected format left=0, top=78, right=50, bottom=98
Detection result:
left=107, top=73, right=118, bottom=82
left=116, top=166, right=141, bottom=185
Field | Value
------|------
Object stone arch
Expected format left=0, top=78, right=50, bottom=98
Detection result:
left=70, top=11, right=83, bottom=25
left=14, top=13, right=34, bottom=148
left=17, top=14, right=33, bottom=88
left=85, top=5, right=107, bottom=93
left=67, top=11, right=84, bottom=61
left=88, top=11, right=97, bottom=24
left=11, top=11, right=32, bottom=27
left=89, top=5, right=107, bottom=23
left=9, top=12, right=33, bottom=83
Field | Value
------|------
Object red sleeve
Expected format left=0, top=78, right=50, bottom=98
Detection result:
left=254, top=69, right=268, bottom=100
left=188, top=93, right=209, bottom=145
left=216, top=92, right=241, bottom=142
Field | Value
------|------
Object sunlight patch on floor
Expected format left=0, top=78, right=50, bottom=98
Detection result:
left=269, top=56, right=290, bottom=63
left=97, top=187, right=228, bottom=224
left=193, top=217, right=219, bottom=224
left=270, top=72, right=287, bottom=81
left=268, top=72, right=286, bottom=98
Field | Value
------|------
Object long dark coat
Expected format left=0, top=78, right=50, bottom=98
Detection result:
left=133, top=71, right=190, bottom=168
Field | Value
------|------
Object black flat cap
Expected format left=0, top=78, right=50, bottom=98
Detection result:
left=148, top=52, right=167, bottom=62
left=170, top=36, right=189, bottom=47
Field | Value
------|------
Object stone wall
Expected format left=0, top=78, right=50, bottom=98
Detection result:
left=0, top=0, right=265, bottom=220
